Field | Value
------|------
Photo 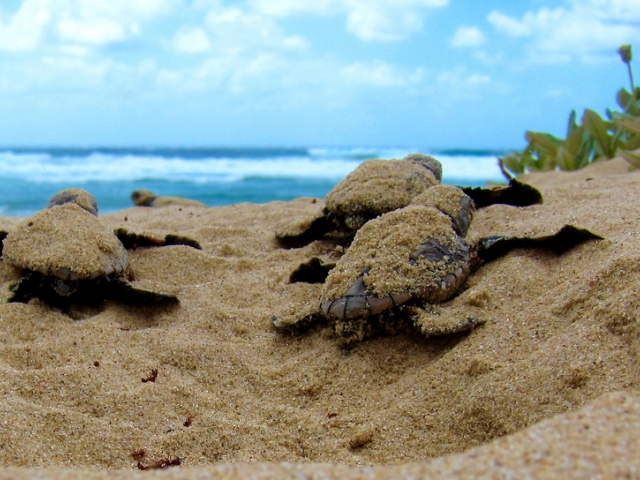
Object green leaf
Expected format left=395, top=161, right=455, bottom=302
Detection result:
left=617, top=88, right=632, bottom=109
left=622, top=133, right=640, bottom=151
left=615, top=116, right=640, bottom=135
left=575, top=136, right=594, bottom=169
left=612, top=125, right=626, bottom=149
left=565, top=125, right=585, bottom=156
left=582, top=109, right=616, bottom=158
left=608, top=109, right=626, bottom=121
left=498, top=152, right=527, bottom=175
left=525, top=131, right=561, bottom=157
left=566, top=110, right=577, bottom=137
left=626, top=99, right=640, bottom=116
left=556, top=146, right=573, bottom=170
left=619, top=149, right=640, bottom=169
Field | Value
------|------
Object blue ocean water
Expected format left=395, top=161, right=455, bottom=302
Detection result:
left=0, top=146, right=508, bottom=217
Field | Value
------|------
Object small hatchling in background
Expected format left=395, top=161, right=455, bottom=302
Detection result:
left=275, top=153, right=443, bottom=246
left=275, top=153, right=542, bottom=248
left=131, top=189, right=207, bottom=208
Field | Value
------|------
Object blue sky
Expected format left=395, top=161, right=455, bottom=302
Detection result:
left=0, top=0, right=638, bottom=149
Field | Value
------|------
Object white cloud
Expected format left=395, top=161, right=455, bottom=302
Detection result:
left=341, top=60, right=424, bottom=87
left=0, top=0, right=178, bottom=52
left=450, top=26, right=485, bottom=48
left=248, top=0, right=336, bottom=17
left=437, top=67, right=491, bottom=88
left=203, top=6, right=309, bottom=54
left=173, top=27, right=211, bottom=54
left=487, top=10, right=536, bottom=37
left=158, top=53, right=426, bottom=102
left=488, top=0, right=640, bottom=63
left=0, top=0, right=51, bottom=51
left=345, top=4, right=421, bottom=42
left=466, top=73, right=491, bottom=86
left=251, top=0, right=449, bottom=42
left=0, top=0, right=447, bottom=124
left=433, top=66, right=511, bottom=100
left=57, top=19, right=129, bottom=45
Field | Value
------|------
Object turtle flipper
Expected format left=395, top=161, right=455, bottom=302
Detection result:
left=102, top=277, right=179, bottom=305
left=476, top=225, right=603, bottom=264
left=163, top=234, right=202, bottom=250
left=461, top=179, right=543, bottom=209
left=275, top=212, right=336, bottom=248
left=8, top=272, right=82, bottom=305
left=409, top=304, right=485, bottom=338
left=288, top=257, right=336, bottom=284
left=8, top=273, right=40, bottom=303
left=0, top=229, right=8, bottom=256
left=115, top=228, right=201, bottom=250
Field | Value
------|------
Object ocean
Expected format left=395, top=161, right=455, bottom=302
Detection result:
left=0, top=147, right=508, bottom=217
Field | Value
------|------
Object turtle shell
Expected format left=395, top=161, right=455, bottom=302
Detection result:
left=325, top=159, right=440, bottom=230
left=3, top=203, right=128, bottom=281
left=411, top=185, right=475, bottom=237
left=47, top=188, right=99, bottom=215
left=320, top=205, right=471, bottom=311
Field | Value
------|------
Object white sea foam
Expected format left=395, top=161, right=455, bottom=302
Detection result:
left=0, top=149, right=504, bottom=184
left=0, top=147, right=508, bottom=216
left=432, top=154, right=504, bottom=183
left=0, top=152, right=360, bottom=183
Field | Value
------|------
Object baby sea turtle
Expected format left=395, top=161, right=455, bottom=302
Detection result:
left=273, top=185, right=601, bottom=342
left=48, top=187, right=99, bottom=214
left=275, top=154, right=542, bottom=247
left=2, top=189, right=180, bottom=306
left=276, top=153, right=443, bottom=246
left=132, top=189, right=206, bottom=208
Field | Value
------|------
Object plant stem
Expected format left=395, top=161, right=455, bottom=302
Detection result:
left=628, top=62, right=635, bottom=93
left=498, top=158, right=514, bottom=181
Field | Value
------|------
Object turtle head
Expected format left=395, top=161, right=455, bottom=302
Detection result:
left=411, top=185, right=474, bottom=237
left=47, top=189, right=98, bottom=216
left=404, top=154, right=443, bottom=183
left=131, top=189, right=158, bottom=207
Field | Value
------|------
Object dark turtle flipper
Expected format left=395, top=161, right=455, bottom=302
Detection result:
left=163, top=234, right=202, bottom=250
left=476, top=225, right=603, bottom=265
left=461, top=179, right=543, bottom=209
left=115, top=228, right=201, bottom=250
left=289, top=257, right=337, bottom=284
left=10, top=273, right=178, bottom=306
left=9, top=271, right=82, bottom=304
left=276, top=213, right=336, bottom=249
left=102, top=277, right=179, bottom=305
left=0, top=229, right=8, bottom=257
left=8, top=274, right=40, bottom=303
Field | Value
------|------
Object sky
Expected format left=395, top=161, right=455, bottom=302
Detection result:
left=0, top=0, right=639, bottom=149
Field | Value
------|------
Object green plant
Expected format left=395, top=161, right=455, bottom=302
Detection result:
left=499, top=44, right=640, bottom=179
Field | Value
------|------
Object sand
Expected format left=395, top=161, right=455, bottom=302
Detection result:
left=0, top=156, right=638, bottom=478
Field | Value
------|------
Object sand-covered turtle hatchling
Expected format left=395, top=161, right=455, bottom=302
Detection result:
left=2, top=189, right=181, bottom=306
left=275, top=153, right=443, bottom=246
left=275, top=153, right=543, bottom=247
left=131, top=189, right=207, bottom=208
left=273, top=184, right=601, bottom=343
left=47, top=187, right=99, bottom=215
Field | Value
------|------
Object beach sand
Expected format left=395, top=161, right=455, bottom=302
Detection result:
left=0, top=157, right=638, bottom=478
